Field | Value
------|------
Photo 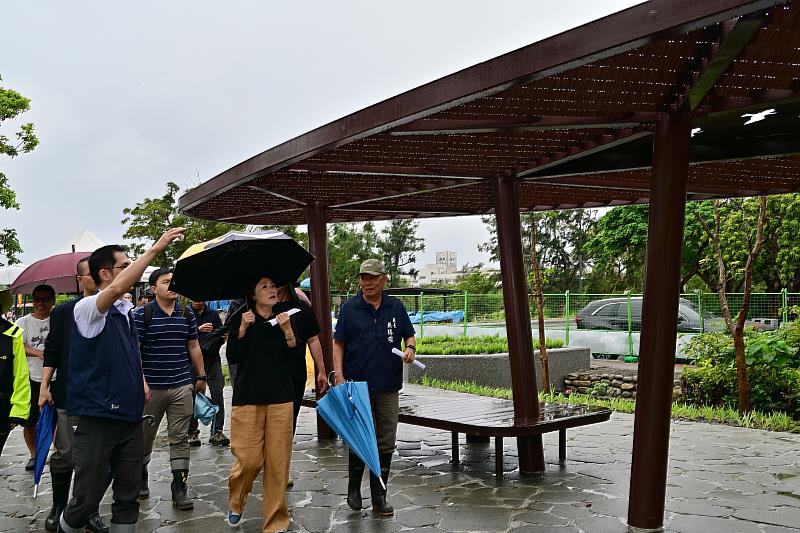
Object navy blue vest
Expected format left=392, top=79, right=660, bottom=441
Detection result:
left=68, top=302, right=144, bottom=422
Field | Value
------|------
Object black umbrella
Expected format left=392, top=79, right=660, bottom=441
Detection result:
left=169, top=231, right=314, bottom=302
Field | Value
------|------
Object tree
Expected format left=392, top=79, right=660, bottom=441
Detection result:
left=480, top=209, right=596, bottom=292
left=454, top=264, right=500, bottom=294
left=696, top=197, right=767, bottom=414
left=529, top=214, right=550, bottom=391
left=122, top=182, right=244, bottom=266
left=751, top=194, right=800, bottom=291
left=376, top=220, right=425, bottom=287
left=583, top=205, right=649, bottom=292
left=0, top=76, right=39, bottom=265
left=327, top=223, right=378, bottom=292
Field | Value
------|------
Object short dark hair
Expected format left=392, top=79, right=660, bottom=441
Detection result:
left=32, top=284, right=55, bottom=301
left=76, top=257, right=89, bottom=275
left=148, top=267, right=173, bottom=287
left=89, top=245, right=126, bottom=285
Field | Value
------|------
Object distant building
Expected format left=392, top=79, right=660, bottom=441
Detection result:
left=414, top=250, right=461, bottom=287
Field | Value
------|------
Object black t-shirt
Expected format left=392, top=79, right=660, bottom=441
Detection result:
left=274, top=300, right=322, bottom=381
left=225, top=310, right=295, bottom=406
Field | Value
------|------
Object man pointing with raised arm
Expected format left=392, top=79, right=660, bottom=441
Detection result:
left=59, top=228, right=185, bottom=533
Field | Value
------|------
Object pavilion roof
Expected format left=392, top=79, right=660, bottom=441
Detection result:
left=180, top=0, right=800, bottom=224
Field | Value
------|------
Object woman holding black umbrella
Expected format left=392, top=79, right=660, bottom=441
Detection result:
left=225, top=276, right=296, bottom=532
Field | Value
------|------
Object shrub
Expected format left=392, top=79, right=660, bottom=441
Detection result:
left=416, top=334, right=564, bottom=355
left=681, top=320, right=800, bottom=420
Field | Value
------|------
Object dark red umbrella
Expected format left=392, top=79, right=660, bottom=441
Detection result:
left=10, top=251, right=91, bottom=295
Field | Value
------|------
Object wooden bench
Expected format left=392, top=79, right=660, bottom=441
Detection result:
left=303, top=383, right=612, bottom=477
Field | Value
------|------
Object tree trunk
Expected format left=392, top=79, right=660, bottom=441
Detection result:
left=530, top=217, right=549, bottom=392
left=697, top=198, right=766, bottom=414
left=732, top=327, right=750, bottom=412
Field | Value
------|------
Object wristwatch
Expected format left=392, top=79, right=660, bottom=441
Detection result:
left=196, top=375, right=208, bottom=381
left=406, top=345, right=416, bottom=352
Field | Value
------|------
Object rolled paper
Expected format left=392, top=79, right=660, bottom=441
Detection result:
left=392, top=347, right=426, bottom=369
left=269, top=307, right=300, bottom=326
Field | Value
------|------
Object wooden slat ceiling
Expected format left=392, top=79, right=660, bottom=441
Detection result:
left=181, top=0, right=800, bottom=225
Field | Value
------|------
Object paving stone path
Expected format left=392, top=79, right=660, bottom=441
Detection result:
left=1, top=387, right=799, bottom=532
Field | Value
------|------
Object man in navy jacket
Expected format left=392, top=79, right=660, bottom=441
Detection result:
left=333, top=259, right=416, bottom=517
left=58, top=228, right=185, bottom=533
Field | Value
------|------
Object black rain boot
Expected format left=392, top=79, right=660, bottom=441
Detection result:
left=85, top=512, right=109, bottom=533
left=346, top=452, right=365, bottom=510
left=45, top=471, right=71, bottom=532
left=138, top=465, right=149, bottom=499
left=370, top=453, right=394, bottom=516
left=171, top=469, right=193, bottom=510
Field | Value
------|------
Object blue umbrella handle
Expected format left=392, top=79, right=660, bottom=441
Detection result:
left=143, top=415, right=156, bottom=427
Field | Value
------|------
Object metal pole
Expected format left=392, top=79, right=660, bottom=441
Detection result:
left=419, top=291, right=425, bottom=337
left=627, top=290, right=633, bottom=357
left=564, top=290, right=570, bottom=346
left=699, top=290, right=705, bottom=333
left=492, top=174, right=544, bottom=474
left=628, top=111, right=690, bottom=530
left=306, top=201, right=336, bottom=440
left=782, top=288, right=788, bottom=325
left=463, top=291, right=468, bottom=337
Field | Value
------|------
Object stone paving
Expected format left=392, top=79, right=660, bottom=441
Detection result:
left=1, top=387, right=799, bottom=532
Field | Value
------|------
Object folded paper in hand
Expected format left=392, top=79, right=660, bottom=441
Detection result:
left=268, top=308, right=300, bottom=326
left=392, top=347, right=426, bottom=369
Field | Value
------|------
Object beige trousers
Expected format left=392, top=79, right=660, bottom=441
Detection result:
left=228, top=403, right=293, bottom=533
left=142, top=384, right=194, bottom=471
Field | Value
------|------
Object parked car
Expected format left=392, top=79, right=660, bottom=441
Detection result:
left=574, top=297, right=725, bottom=333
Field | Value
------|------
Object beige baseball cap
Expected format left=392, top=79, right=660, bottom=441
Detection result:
left=359, top=258, right=386, bottom=276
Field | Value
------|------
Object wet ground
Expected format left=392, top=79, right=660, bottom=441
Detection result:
left=1, top=386, right=799, bottom=532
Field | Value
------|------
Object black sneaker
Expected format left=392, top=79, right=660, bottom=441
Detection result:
left=209, top=430, right=230, bottom=446
left=188, top=430, right=201, bottom=447
left=25, top=457, right=36, bottom=471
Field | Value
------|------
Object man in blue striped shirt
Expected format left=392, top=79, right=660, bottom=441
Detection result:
left=133, top=267, right=206, bottom=511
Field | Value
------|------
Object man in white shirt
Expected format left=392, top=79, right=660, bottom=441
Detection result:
left=16, top=283, right=54, bottom=471
left=58, top=227, right=185, bottom=533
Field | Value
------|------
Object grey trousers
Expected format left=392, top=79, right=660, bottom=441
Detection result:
left=51, top=408, right=80, bottom=474
left=370, top=391, right=399, bottom=454
left=142, top=384, right=193, bottom=471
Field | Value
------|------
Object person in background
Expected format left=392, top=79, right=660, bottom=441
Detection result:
left=333, top=259, right=416, bottom=516
left=0, top=296, right=30, bottom=458
left=135, top=288, right=154, bottom=309
left=59, top=228, right=185, bottom=533
left=39, top=259, right=108, bottom=533
left=187, top=300, right=229, bottom=446
left=122, top=293, right=133, bottom=304
left=224, top=298, right=246, bottom=387
left=274, top=286, right=326, bottom=487
left=224, top=277, right=296, bottom=531
left=16, top=283, right=55, bottom=471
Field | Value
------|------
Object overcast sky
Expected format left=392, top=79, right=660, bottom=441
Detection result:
left=1, top=0, right=641, bottom=269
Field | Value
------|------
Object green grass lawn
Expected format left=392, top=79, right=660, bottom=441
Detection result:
left=417, top=375, right=800, bottom=433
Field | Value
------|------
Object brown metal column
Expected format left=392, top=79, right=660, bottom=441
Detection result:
left=492, top=174, right=545, bottom=474
left=628, top=112, right=690, bottom=529
left=306, top=201, right=336, bottom=440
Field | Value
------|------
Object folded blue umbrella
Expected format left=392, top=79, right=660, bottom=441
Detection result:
left=194, top=393, right=220, bottom=434
left=317, top=381, right=384, bottom=489
left=33, top=403, right=57, bottom=499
